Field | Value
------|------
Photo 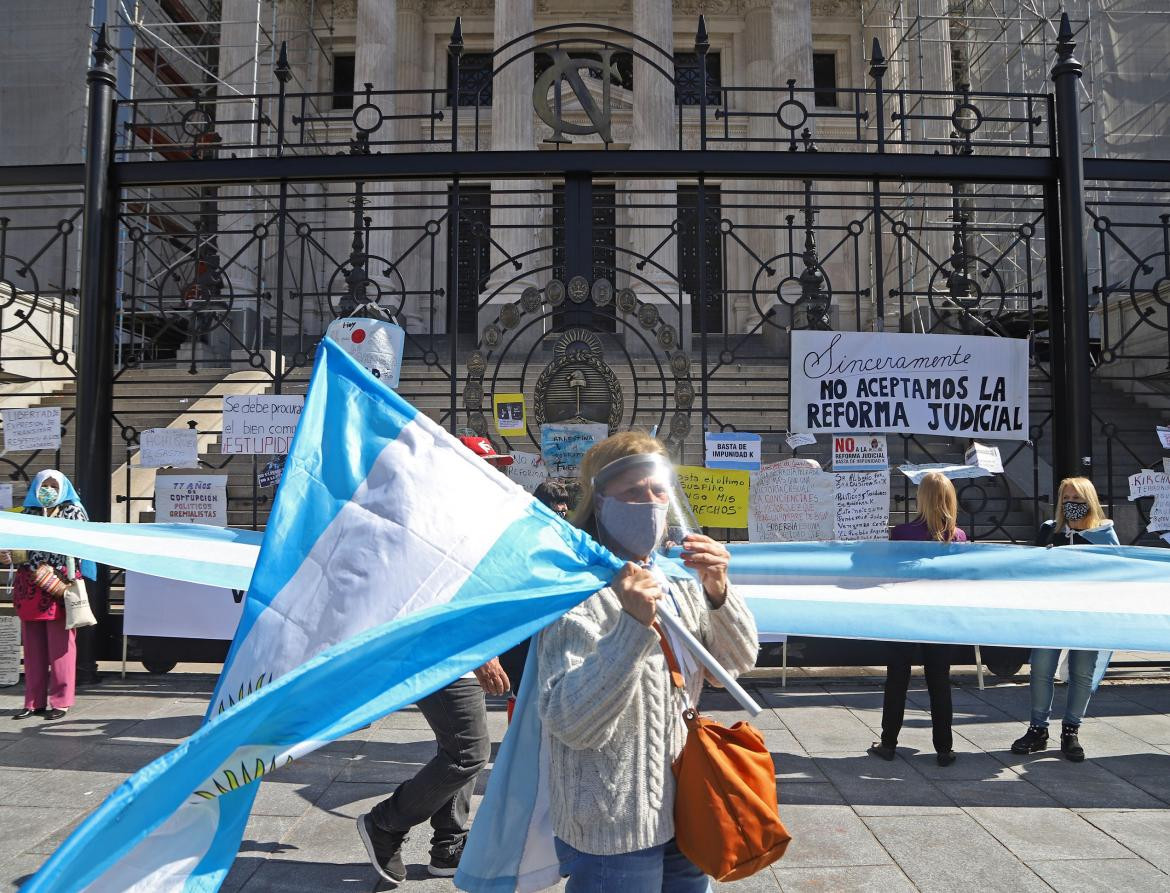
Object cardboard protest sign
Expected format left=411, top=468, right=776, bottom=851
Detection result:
left=1158, top=426, right=1170, bottom=449
left=1, top=407, right=61, bottom=452
left=678, top=465, right=749, bottom=528
left=833, top=471, right=890, bottom=540
left=325, top=316, right=405, bottom=388
left=785, top=431, right=817, bottom=449
left=704, top=432, right=762, bottom=471
left=139, top=428, right=199, bottom=469
left=965, top=441, right=1003, bottom=474
left=0, top=483, right=12, bottom=510
left=541, top=423, right=607, bottom=478
left=749, top=459, right=835, bottom=542
left=1128, top=469, right=1170, bottom=500
left=507, top=451, right=546, bottom=493
left=493, top=393, right=527, bottom=436
left=790, top=331, right=1029, bottom=439
left=155, top=475, right=228, bottom=526
left=899, top=462, right=992, bottom=484
left=221, top=395, right=304, bottom=455
left=831, top=434, right=888, bottom=471
left=0, top=616, right=19, bottom=687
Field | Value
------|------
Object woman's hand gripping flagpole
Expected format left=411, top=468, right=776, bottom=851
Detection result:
left=655, top=608, right=762, bottom=717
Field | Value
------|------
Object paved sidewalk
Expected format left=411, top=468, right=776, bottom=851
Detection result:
left=3, top=667, right=1170, bottom=892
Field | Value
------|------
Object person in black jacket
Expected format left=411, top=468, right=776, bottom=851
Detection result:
left=1011, top=476, right=1119, bottom=762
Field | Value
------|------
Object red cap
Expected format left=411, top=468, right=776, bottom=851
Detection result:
left=458, top=435, right=514, bottom=466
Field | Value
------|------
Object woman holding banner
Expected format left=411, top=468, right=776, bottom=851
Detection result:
left=869, top=471, right=966, bottom=767
left=1011, top=477, right=1119, bottom=762
left=8, top=470, right=92, bottom=721
left=537, top=432, right=758, bottom=891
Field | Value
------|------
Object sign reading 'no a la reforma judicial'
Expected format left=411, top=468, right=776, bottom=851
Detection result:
left=790, top=331, right=1030, bottom=440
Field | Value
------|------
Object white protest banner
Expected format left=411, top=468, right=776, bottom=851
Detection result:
left=965, top=441, right=1004, bottom=474
left=1, top=407, right=61, bottom=452
left=155, top=475, right=228, bottom=526
left=898, top=462, right=992, bottom=485
left=831, top=434, right=888, bottom=471
left=1128, top=469, right=1170, bottom=500
left=834, top=471, right=890, bottom=541
left=0, top=615, right=19, bottom=687
left=1158, top=426, right=1170, bottom=449
left=749, top=459, right=835, bottom=542
left=705, top=432, right=762, bottom=471
left=325, top=316, right=405, bottom=388
left=507, top=451, right=546, bottom=493
left=221, top=394, right=304, bottom=455
left=790, top=331, right=1029, bottom=439
left=785, top=431, right=817, bottom=449
left=0, top=483, right=12, bottom=510
left=139, top=428, right=199, bottom=469
left=1148, top=499, right=1170, bottom=533
left=541, top=422, right=608, bottom=478
left=1164, top=457, right=1170, bottom=476
left=124, top=572, right=245, bottom=641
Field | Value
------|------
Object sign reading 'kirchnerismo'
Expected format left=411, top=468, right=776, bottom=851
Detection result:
left=789, top=331, right=1029, bottom=440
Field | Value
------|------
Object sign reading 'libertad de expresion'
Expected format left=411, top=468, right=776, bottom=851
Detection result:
left=789, top=331, right=1030, bottom=440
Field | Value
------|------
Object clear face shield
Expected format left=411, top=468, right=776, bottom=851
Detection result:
left=591, top=452, right=703, bottom=563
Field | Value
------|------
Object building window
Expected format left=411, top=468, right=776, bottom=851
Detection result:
left=812, top=52, right=839, bottom=108
left=331, top=53, right=355, bottom=110
left=674, top=52, right=722, bottom=106
left=678, top=185, right=724, bottom=334
left=448, top=52, right=495, bottom=107
left=449, top=185, right=491, bottom=335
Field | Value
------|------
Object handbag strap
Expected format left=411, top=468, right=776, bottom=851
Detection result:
left=653, top=620, right=687, bottom=692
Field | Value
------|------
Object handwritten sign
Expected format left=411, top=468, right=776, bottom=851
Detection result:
left=0, top=616, right=19, bottom=687
left=704, top=432, right=762, bottom=471
left=899, top=462, right=993, bottom=485
left=155, top=475, right=228, bottom=526
left=790, top=331, right=1029, bottom=439
left=1128, top=469, right=1170, bottom=500
left=1, top=407, right=61, bottom=452
left=258, top=457, right=286, bottom=489
left=221, top=395, right=304, bottom=455
left=0, top=483, right=11, bottom=510
left=541, top=423, right=607, bottom=478
left=325, top=316, right=405, bottom=388
left=834, top=471, right=890, bottom=541
left=832, top=434, right=888, bottom=471
left=678, top=465, right=749, bottom=528
left=749, top=459, right=836, bottom=542
left=965, top=441, right=1004, bottom=474
left=493, top=393, right=527, bottom=436
left=785, top=431, right=817, bottom=449
left=139, top=428, right=199, bottom=469
left=1148, top=498, right=1170, bottom=533
left=1158, top=426, right=1170, bottom=449
left=507, top=451, right=546, bottom=493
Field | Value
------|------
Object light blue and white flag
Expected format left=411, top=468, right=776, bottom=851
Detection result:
left=23, top=338, right=621, bottom=892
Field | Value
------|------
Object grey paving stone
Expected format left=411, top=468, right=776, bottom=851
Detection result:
left=0, top=735, right=93, bottom=770
left=1119, top=773, right=1170, bottom=805
left=770, top=805, right=890, bottom=869
left=1080, top=811, right=1170, bottom=873
left=813, top=754, right=953, bottom=809
left=782, top=705, right=879, bottom=753
left=779, top=782, right=847, bottom=806
left=1011, top=761, right=1166, bottom=810
left=1026, top=857, right=1170, bottom=892
left=966, top=806, right=1133, bottom=862
left=904, top=748, right=1018, bottom=782
left=774, top=863, right=918, bottom=893
left=0, top=805, right=82, bottom=864
left=250, top=778, right=331, bottom=818
left=59, top=742, right=169, bottom=775
left=235, top=857, right=377, bottom=892
left=25, top=812, right=87, bottom=855
left=935, top=778, right=1060, bottom=808
left=711, top=867, right=782, bottom=890
left=0, top=854, right=45, bottom=892
left=864, top=813, right=1051, bottom=893
left=3, top=768, right=125, bottom=808
left=1085, top=712, right=1170, bottom=746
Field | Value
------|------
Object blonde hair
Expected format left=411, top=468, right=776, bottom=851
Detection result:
left=1054, top=476, right=1106, bottom=531
left=915, top=471, right=959, bottom=542
left=572, top=430, right=666, bottom=532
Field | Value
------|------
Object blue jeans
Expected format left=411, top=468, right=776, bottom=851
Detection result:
left=1029, top=647, right=1097, bottom=728
left=554, top=837, right=711, bottom=893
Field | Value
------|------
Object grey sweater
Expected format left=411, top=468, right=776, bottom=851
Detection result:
left=536, top=574, right=759, bottom=856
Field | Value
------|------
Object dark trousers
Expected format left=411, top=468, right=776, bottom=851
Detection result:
left=371, top=677, right=490, bottom=857
left=881, top=643, right=953, bottom=753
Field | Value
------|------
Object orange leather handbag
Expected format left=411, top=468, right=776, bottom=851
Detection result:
left=656, top=624, right=791, bottom=881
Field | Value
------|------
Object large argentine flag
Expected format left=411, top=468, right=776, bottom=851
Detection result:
left=24, top=339, right=622, bottom=892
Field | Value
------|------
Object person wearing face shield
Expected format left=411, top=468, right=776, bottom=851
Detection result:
left=8, top=470, right=91, bottom=721
left=536, top=431, right=759, bottom=892
left=1010, top=476, right=1119, bottom=762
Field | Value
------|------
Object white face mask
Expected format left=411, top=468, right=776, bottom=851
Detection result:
left=596, top=495, right=668, bottom=560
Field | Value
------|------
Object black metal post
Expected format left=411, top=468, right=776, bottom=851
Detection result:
left=447, top=20, right=463, bottom=432
left=273, top=42, right=291, bottom=394
left=1051, top=13, right=1092, bottom=480
left=75, top=26, right=119, bottom=681
left=869, top=39, right=888, bottom=330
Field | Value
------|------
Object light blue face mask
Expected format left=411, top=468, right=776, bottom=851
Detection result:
left=595, top=495, right=668, bottom=561
left=36, top=486, right=59, bottom=508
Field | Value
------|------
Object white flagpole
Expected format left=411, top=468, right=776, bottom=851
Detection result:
left=656, top=608, right=763, bottom=717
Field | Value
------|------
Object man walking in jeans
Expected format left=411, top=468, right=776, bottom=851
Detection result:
left=356, top=436, right=513, bottom=884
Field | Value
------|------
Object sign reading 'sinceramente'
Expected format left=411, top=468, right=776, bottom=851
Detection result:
left=790, top=331, right=1029, bottom=440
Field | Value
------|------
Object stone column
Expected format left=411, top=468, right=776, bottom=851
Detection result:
left=353, top=0, right=397, bottom=309
left=393, top=0, right=428, bottom=330
left=485, top=0, right=539, bottom=337
left=627, top=0, right=679, bottom=339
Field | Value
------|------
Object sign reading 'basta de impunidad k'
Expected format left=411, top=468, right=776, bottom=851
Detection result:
left=789, top=331, right=1030, bottom=439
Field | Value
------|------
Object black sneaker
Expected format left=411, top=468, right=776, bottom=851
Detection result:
left=1011, top=724, right=1049, bottom=754
left=867, top=742, right=896, bottom=761
left=1061, top=723, right=1085, bottom=762
left=936, top=750, right=957, bottom=767
left=356, top=813, right=406, bottom=885
left=429, top=838, right=464, bottom=878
